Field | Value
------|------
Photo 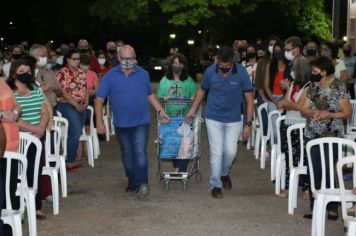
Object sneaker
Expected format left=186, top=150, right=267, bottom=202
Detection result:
left=221, top=175, right=232, bottom=189
left=278, top=189, right=288, bottom=198
left=211, top=187, right=223, bottom=198
left=137, top=184, right=150, bottom=200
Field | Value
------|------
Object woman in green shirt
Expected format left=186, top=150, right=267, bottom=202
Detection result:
left=157, top=53, right=197, bottom=172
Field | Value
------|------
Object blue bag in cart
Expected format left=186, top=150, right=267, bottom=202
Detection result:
left=158, top=117, right=185, bottom=159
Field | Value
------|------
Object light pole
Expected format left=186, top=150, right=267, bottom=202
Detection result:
left=332, top=0, right=340, bottom=38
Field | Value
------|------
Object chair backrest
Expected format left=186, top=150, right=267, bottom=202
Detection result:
left=19, top=132, right=42, bottom=191
left=306, top=137, right=356, bottom=193
left=257, top=102, right=269, bottom=138
left=53, top=116, right=68, bottom=158
left=82, top=106, right=95, bottom=137
left=44, top=127, right=62, bottom=168
left=347, top=99, right=356, bottom=134
left=3, top=151, right=27, bottom=212
left=276, top=115, right=286, bottom=155
left=268, top=110, right=282, bottom=145
left=287, top=123, right=306, bottom=169
left=337, top=156, right=356, bottom=224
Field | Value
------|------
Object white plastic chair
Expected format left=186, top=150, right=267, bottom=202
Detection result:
left=306, top=137, right=356, bottom=236
left=79, top=106, right=95, bottom=167
left=345, top=99, right=356, bottom=142
left=268, top=110, right=282, bottom=181
left=275, top=115, right=286, bottom=195
left=19, top=132, right=42, bottom=236
left=42, top=127, right=62, bottom=215
left=53, top=116, right=68, bottom=198
left=287, top=122, right=306, bottom=215
left=337, top=156, right=356, bottom=236
left=257, top=102, right=269, bottom=168
left=1, top=151, right=27, bottom=236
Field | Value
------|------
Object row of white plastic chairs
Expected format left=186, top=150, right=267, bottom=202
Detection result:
left=247, top=100, right=356, bottom=236
left=0, top=105, right=103, bottom=236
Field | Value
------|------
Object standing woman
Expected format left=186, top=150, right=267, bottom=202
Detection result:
left=277, top=57, right=311, bottom=198
left=56, top=49, right=89, bottom=171
left=301, top=56, right=351, bottom=220
left=157, top=53, right=197, bottom=172
left=7, top=58, right=50, bottom=219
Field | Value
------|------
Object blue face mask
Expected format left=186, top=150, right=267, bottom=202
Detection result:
left=120, top=59, right=136, bottom=69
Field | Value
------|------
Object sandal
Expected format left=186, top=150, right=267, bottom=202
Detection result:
left=302, top=190, right=309, bottom=200
left=66, top=163, right=83, bottom=172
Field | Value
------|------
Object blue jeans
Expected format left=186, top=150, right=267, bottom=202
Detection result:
left=115, top=124, right=149, bottom=188
left=205, top=118, right=243, bottom=188
left=267, top=95, right=283, bottom=143
left=57, top=102, right=86, bottom=164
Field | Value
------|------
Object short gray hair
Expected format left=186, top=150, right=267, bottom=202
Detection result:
left=119, top=45, right=136, bottom=58
left=285, top=36, right=303, bottom=50
left=29, top=44, right=47, bottom=57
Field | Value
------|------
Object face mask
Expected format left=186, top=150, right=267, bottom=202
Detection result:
left=120, top=59, right=136, bottom=69
left=219, top=66, right=231, bottom=74
left=98, top=58, right=106, bottom=66
left=47, top=64, right=52, bottom=69
left=80, top=65, right=89, bottom=72
left=35, top=68, right=39, bottom=77
left=79, top=49, right=89, bottom=54
left=343, top=49, right=351, bottom=57
left=241, top=56, right=247, bottom=62
left=56, top=56, right=64, bottom=65
left=274, top=52, right=284, bottom=61
left=117, top=47, right=121, bottom=53
left=310, top=73, right=323, bottom=82
left=108, top=49, right=116, bottom=55
left=16, top=72, right=32, bottom=84
left=290, top=71, right=296, bottom=80
left=172, top=65, right=183, bottom=75
left=12, top=54, right=22, bottom=60
left=321, top=50, right=332, bottom=58
left=37, top=57, right=47, bottom=67
left=284, top=50, right=295, bottom=61
left=268, top=45, right=274, bottom=54
left=306, top=48, right=317, bottom=57
left=247, top=52, right=256, bottom=59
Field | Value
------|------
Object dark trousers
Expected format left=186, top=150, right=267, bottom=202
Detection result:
left=172, top=160, right=189, bottom=172
left=305, top=138, right=338, bottom=212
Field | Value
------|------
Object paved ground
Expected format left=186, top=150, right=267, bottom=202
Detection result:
left=28, top=114, right=346, bottom=236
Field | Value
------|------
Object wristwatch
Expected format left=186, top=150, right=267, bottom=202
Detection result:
left=246, top=121, right=253, bottom=127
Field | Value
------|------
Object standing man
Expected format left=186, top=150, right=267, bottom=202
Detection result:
left=186, top=46, right=254, bottom=198
left=77, top=39, right=101, bottom=75
left=281, top=36, right=303, bottom=89
left=105, top=41, right=120, bottom=67
left=95, top=45, right=168, bottom=199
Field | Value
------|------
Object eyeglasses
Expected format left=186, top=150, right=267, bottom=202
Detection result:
left=71, top=58, right=80, bottom=61
left=284, top=47, right=295, bottom=52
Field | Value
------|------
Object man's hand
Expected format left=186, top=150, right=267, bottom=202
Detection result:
left=96, top=120, right=106, bottom=135
left=158, top=110, right=170, bottom=124
left=242, top=125, right=252, bottom=142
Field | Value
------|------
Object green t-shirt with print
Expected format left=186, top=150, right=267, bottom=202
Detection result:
left=157, top=76, right=197, bottom=117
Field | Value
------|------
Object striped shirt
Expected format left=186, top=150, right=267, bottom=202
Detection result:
left=14, top=87, right=45, bottom=125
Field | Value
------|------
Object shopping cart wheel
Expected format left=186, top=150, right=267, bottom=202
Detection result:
left=195, top=172, right=202, bottom=183
left=164, top=181, right=169, bottom=191
left=182, top=181, right=188, bottom=191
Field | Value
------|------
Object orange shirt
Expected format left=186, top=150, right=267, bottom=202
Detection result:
left=0, top=80, right=19, bottom=152
left=272, top=71, right=284, bottom=96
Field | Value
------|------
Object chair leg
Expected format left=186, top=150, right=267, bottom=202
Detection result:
left=26, top=190, right=37, bottom=236
left=270, top=145, right=276, bottom=181
left=260, top=140, right=266, bottom=169
left=281, top=159, right=286, bottom=190
left=254, top=129, right=261, bottom=158
left=87, top=139, right=94, bottom=167
left=51, top=171, right=59, bottom=215
left=275, top=154, right=281, bottom=195
left=288, top=169, right=296, bottom=215
left=13, top=216, right=23, bottom=236
left=59, top=157, right=68, bottom=198
left=348, top=222, right=356, bottom=236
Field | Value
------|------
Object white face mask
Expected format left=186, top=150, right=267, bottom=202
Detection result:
left=98, top=58, right=106, bottom=66
left=285, top=50, right=295, bottom=61
left=56, top=56, right=64, bottom=65
left=37, top=57, right=47, bottom=67
left=268, top=45, right=274, bottom=54
left=290, top=71, right=295, bottom=80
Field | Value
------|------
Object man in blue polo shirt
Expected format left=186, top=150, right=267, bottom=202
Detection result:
left=187, top=46, right=254, bottom=198
left=95, top=45, right=168, bottom=199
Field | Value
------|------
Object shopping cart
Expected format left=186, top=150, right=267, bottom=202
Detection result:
left=155, top=98, right=202, bottom=191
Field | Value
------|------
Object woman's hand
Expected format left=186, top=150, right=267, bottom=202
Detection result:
left=312, top=110, right=331, bottom=121
left=277, top=100, right=285, bottom=109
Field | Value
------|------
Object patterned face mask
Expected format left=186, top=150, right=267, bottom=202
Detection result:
left=120, top=58, right=136, bottom=69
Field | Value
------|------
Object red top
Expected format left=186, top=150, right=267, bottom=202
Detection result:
left=89, top=54, right=101, bottom=75
left=56, top=66, right=87, bottom=103
left=99, top=66, right=112, bottom=77
left=272, top=71, right=284, bottom=96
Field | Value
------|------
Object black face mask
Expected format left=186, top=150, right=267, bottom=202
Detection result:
left=257, top=55, right=263, bottom=61
left=79, top=49, right=89, bottom=54
left=306, top=48, right=317, bottom=57
left=274, top=52, right=284, bottom=61
left=240, top=56, right=247, bottom=62
left=219, top=66, right=231, bottom=74
left=247, top=52, right=256, bottom=59
left=16, top=72, right=32, bottom=84
left=12, top=54, right=22, bottom=60
left=108, top=49, right=117, bottom=55
left=343, top=50, right=351, bottom=57
left=310, top=73, right=322, bottom=82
